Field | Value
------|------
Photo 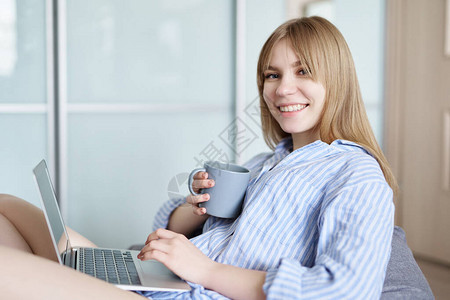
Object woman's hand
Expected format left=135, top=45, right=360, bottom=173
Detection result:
left=165, top=172, right=212, bottom=236
left=186, top=171, right=215, bottom=216
left=137, top=228, right=216, bottom=285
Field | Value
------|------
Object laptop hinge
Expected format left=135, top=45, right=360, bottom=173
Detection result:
left=61, top=249, right=77, bottom=267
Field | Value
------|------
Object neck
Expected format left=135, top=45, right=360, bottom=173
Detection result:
left=291, top=132, right=321, bottom=150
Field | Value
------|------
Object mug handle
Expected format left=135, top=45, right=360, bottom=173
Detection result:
left=188, top=168, right=206, bottom=195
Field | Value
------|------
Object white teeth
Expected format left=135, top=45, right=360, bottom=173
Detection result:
left=279, top=104, right=306, bottom=112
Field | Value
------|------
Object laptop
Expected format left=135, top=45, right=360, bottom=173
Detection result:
left=33, top=159, right=190, bottom=292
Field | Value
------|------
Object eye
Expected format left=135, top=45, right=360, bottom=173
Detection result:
left=264, top=73, right=279, bottom=79
left=298, top=68, right=309, bottom=76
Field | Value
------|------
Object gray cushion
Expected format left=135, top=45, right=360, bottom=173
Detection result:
left=381, top=226, right=434, bottom=299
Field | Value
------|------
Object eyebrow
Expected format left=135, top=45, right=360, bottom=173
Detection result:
left=266, top=60, right=303, bottom=71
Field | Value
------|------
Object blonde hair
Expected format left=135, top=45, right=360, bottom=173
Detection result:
left=257, top=16, right=398, bottom=195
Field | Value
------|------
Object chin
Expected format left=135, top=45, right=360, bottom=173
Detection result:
left=280, top=128, right=301, bottom=135
left=279, top=124, right=303, bottom=134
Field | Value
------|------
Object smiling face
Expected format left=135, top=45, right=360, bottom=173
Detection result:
left=262, top=39, right=326, bottom=150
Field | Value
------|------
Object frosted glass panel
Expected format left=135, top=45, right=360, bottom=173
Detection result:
left=335, top=0, right=385, bottom=145
left=66, top=0, right=233, bottom=104
left=241, top=0, right=286, bottom=163
left=67, top=111, right=234, bottom=248
left=0, top=0, right=46, bottom=103
left=0, top=114, right=48, bottom=207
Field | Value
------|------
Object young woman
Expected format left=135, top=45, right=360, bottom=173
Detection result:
left=0, top=16, right=396, bottom=299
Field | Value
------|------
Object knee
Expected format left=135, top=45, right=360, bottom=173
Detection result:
left=0, top=194, right=21, bottom=202
left=0, top=194, right=26, bottom=212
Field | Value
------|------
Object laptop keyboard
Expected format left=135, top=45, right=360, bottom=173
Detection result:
left=79, top=248, right=141, bottom=285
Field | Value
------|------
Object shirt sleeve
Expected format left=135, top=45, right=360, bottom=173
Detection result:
left=152, top=197, right=186, bottom=231
left=263, top=181, right=395, bottom=299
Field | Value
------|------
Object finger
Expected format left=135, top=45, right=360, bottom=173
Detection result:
left=191, top=179, right=215, bottom=190
left=139, top=248, right=169, bottom=264
left=193, top=171, right=209, bottom=180
left=144, top=231, right=159, bottom=245
left=153, top=228, right=180, bottom=240
left=138, top=244, right=160, bottom=261
left=139, top=228, right=180, bottom=255
left=192, top=205, right=207, bottom=216
left=186, top=194, right=209, bottom=216
left=186, top=194, right=209, bottom=205
left=144, top=228, right=177, bottom=245
left=139, top=233, right=184, bottom=260
left=138, top=243, right=151, bottom=258
left=142, top=239, right=171, bottom=255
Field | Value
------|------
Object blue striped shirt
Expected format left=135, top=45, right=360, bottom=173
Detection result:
left=141, top=138, right=394, bottom=299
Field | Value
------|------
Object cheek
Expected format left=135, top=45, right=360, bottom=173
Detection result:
left=306, top=83, right=326, bottom=106
left=263, top=86, right=276, bottom=105
left=262, top=91, right=272, bottom=106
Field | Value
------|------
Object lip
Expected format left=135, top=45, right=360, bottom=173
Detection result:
left=277, top=103, right=308, bottom=113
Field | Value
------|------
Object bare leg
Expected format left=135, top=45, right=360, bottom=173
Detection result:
left=0, top=245, right=145, bottom=299
left=0, top=195, right=146, bottom=298
left=0, top=212, right=33, bottom=253
left=0, top=194, right=97, bottom=261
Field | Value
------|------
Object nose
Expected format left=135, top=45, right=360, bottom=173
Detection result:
left=276, top=76, right=297, bottom=97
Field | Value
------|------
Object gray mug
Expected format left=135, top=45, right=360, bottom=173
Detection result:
left=188, top=161, right=250, bottom=218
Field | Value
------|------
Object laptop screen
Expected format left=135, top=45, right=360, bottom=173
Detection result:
left=33, top=159, right=71, bottom=264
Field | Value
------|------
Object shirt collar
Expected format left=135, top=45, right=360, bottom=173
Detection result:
left=274, top=137, right=293, bottom=155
